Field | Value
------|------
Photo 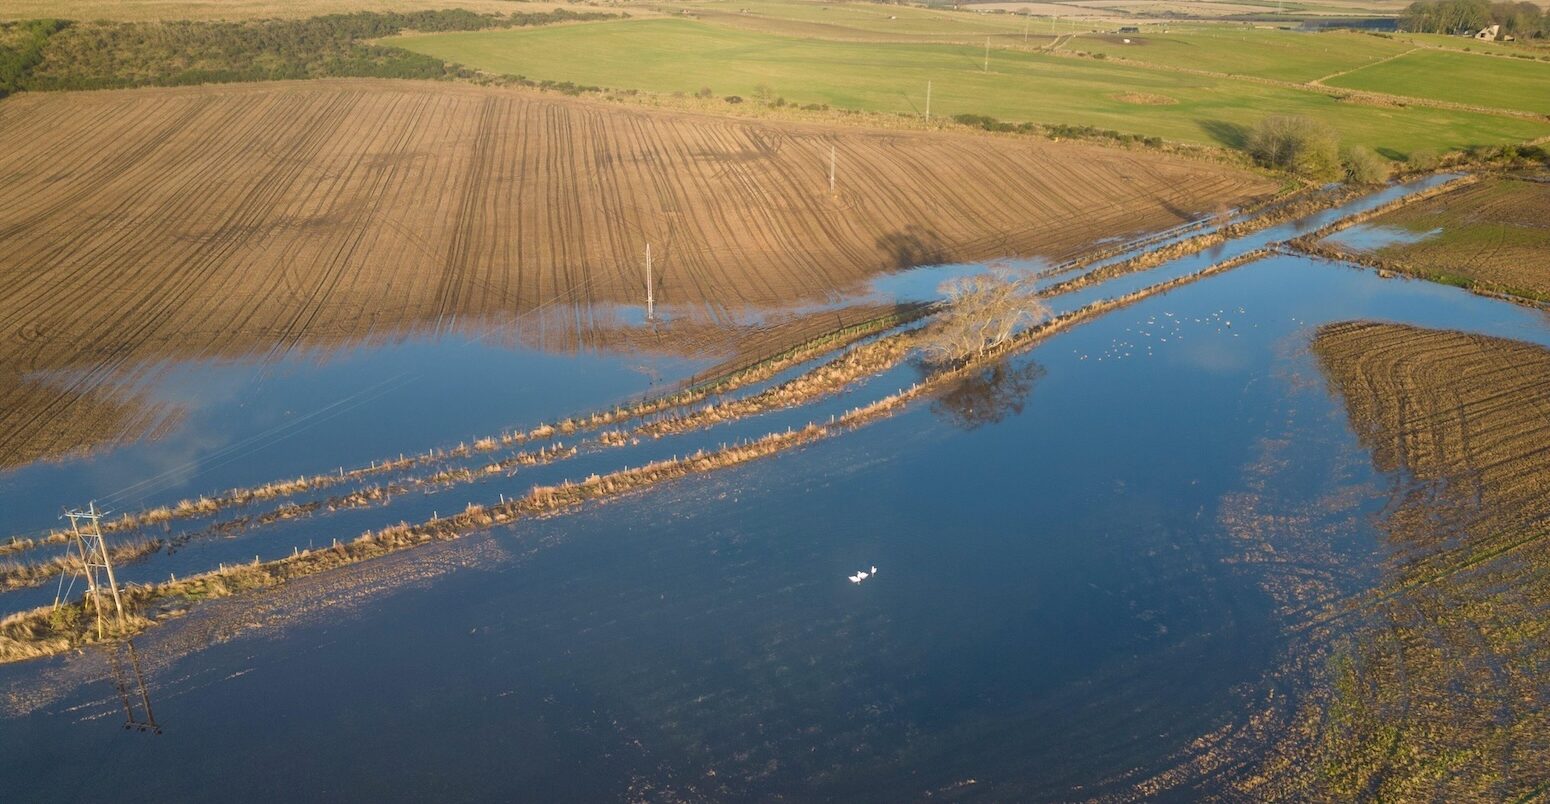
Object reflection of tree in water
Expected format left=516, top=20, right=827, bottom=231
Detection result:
left=929, top=360, right=1045, bottom=431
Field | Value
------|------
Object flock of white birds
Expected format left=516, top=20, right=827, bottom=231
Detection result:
left=848, top=566, right=878, bottom=584
left=1076, top=306, right=1257, bottom=362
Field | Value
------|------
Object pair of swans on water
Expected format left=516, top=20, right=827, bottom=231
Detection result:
left=848, top=566, right=878, bottom=584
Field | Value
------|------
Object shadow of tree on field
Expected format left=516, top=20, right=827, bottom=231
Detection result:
left=876, top=226, right=950, bottom=270
left=1198, top=119, right=1249, bottom=150
left=926, top=359, right=1046, bottom=431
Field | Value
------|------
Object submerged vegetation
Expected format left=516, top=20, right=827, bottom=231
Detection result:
left=1266, top=321, right=1550, bottom=799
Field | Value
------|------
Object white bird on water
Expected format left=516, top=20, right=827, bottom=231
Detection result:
left=849, top=566, right=878, bottom=584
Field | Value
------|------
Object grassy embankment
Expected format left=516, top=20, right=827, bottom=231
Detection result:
left=386, top=17, right=1550, bottom=157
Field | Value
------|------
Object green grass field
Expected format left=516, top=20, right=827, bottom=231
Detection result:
left=388, top=18, right=1549, bottom=157
left=1066, top=27, right=1415, bottom=82
left=663, top=0, right=1049, bottom=40
left=1325, top=48, right=1550, bottom=116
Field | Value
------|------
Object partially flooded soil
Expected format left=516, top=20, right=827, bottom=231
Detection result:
left=1311, top=172, right=1550, bottom=303
left=3, top=163, right=1550, bottom=798
left=1262, top=321, right=1550, bottom=801
left=0, top=78, right=1272, bottom=469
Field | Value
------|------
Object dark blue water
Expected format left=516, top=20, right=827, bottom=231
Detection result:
left=4, top=250, right=1547, bottom=799
left=0, top=331, right=707, bottom=536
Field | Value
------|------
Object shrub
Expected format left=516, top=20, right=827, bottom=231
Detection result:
left=724, top=95, right=742, bottom=104
left=1341, top=145, right=1389, bottom=184
left=952, top=113, right=1015, bottom=132
left=12, top=10, right=610, bottom=92
left=1406, top=148, right=1439, bottom=171
left=1246, top=115, right=1342, bottom=181
left=695, top=86, right=713, bottom=98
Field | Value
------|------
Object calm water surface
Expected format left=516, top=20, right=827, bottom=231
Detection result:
left=2, top=192, right=1547, bottom=799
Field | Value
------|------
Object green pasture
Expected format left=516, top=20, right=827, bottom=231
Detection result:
left=1066, top=27, right=1415, bottom=82
left=664, top=0, right=1041, bottom=38
left=387, top=18, right=1549, bottom=156
left=1326, top=48, right=1550, bottom=115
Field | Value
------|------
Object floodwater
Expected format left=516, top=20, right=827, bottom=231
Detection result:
left=1324, top=222, right=1441, bottom=251
left=2, top=179, right=1547, bottom=800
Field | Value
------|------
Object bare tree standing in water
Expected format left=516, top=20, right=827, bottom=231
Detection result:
left=921, top=266, right=1051, bottom=366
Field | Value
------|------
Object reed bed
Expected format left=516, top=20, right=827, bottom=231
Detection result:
left=1, top=310, right=918, bottom=554
left=1289, top=174, right=1479, bottom=246
left=1038, top=186, right=1369, bottom=299
left=0, top=539, right=163, bottom=592
left=636, top=330, right=921, bottom=438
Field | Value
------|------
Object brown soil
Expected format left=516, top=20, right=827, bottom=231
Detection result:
left=1111, top=91, right=1177, bottom=105
left=0, top=78, right=1273, bottom=469
left=1237, top=321, right=1550, bottom=801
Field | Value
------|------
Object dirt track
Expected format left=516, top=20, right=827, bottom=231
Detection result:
left=0, top=78, right=1271, bottom=468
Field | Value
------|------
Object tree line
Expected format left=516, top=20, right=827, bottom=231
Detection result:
left=0, top=9, right=612, bottom=93
left=1399, top=0, right=1546, bottom=36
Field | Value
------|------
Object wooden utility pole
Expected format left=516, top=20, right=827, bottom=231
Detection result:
left=829, top=144, right=836, bottom=192
left=61, top=502, right=125, bottom=639
left=984, top=37, right=990, bottom=72
left=644, top=243, right=654, bottom=321
left=925, top=80, right=932, bottom=121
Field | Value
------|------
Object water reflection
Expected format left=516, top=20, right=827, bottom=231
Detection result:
left=927, top=360, right=1046, bottom=431
left=109, top=641, right=161, bottom=735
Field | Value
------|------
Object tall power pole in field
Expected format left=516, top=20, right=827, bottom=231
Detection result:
left=644, top=243, right=654, bottom=321
left=59, top=502, right=126, bottom=640
left=829, top=144, right=837, bottom=192
left=925, top=80, right=932, bottom=121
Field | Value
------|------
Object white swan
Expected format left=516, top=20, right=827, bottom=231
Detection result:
left=857, top=571, right=869, bottom=581
left=870, top=565, right=878, bottom=575
left=849, top=573, right=863, bottom=584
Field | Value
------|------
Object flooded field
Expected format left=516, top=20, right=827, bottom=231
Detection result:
left=2, top=177, right=1547, bottom=799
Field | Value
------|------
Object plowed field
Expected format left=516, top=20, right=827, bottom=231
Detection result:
left=0, top=79, right=1272, bottom=467
left=1252, top=321, right=1550, bottom=800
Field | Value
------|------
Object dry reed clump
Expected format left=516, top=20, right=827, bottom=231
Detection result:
left=1, top=310, right=919, bottom=555
left=636, top=329, right=921, bottom=438
left=0, top=538, right=163, bottom=591
left=1037, top=185, right=1376, bottom=299
left=1290, top=174, right=1478, bottom=246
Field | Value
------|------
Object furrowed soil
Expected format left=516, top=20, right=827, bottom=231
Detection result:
left=1324, top=174, right=1550, bottom=302
left=1241, top=321, right=1550, bottom=800
left=0, top=78, right=1272, bottom=469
